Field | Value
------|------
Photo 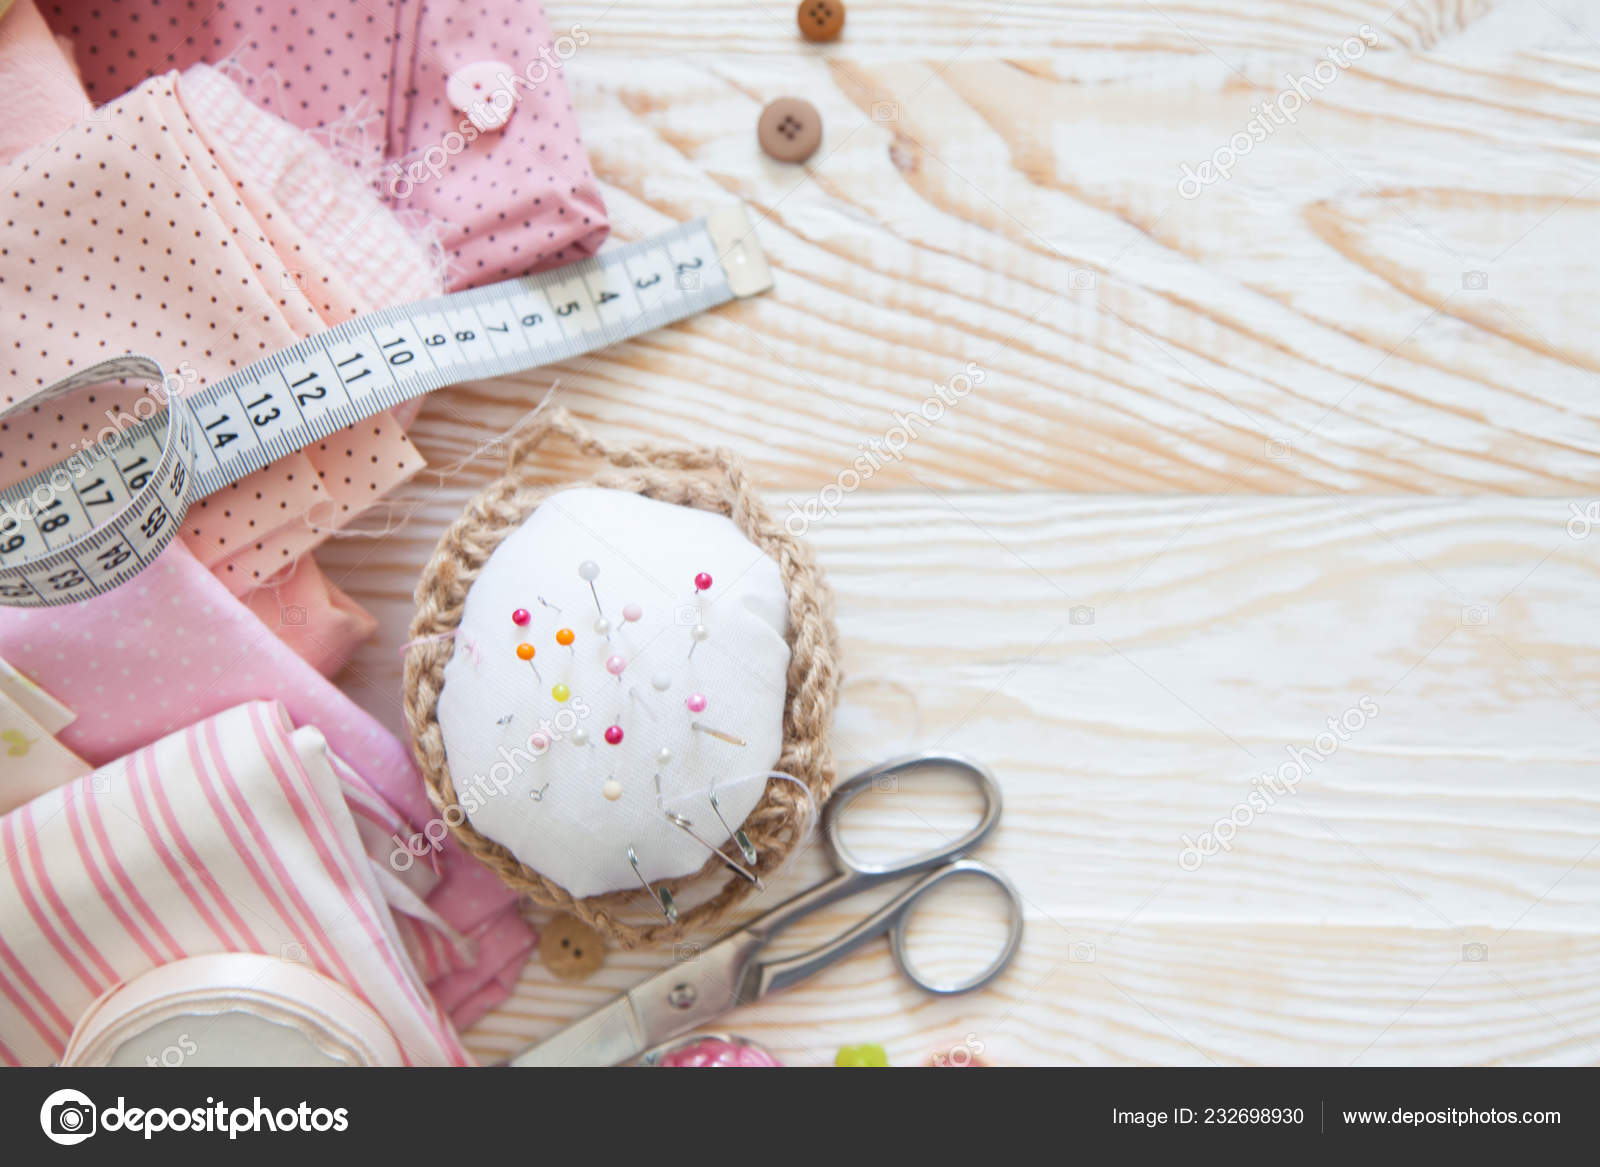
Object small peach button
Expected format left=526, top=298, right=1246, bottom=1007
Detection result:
left=758, top=97, right=823, bottom=163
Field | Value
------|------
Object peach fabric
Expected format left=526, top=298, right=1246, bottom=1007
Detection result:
left=0, top=0, right=81, bottom=167
left=41, top=0, right=609, bottom=289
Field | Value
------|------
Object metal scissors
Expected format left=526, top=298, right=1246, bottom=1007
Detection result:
left=508, top=753, right=1023, bottom=1066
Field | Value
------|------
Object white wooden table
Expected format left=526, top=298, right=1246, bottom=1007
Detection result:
left=320, top=1, right=1600, bottom=1065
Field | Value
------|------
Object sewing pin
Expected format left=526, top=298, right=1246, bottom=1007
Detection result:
left=538, top=596, right=562, bottom=614
left=530, top=782, right=550, bottom=802
left=496, top=713, right=515, bottom=726
left=710, top=790, right=758, bottom=865
left=651, top=672, right=673, bottom=692
left=629, top=845, right=678, bottom=923
left=654, top=771, right=665, bottom=807
left=694, top=571, right=713, bottom=596
left=556, top=627, right=575, bottom=655
left=604, top=724, right=625, bottom=745
left=579, top=560, right=605, bottom=618
left=619, top=603, right=642, bottom=638
left=511, top=607, right=531, bottom=627
left=690, top=722, right=746, bottom=747
left=606, top=653, right=627, bottom=684
left=572, top=727, right=591, bottom=749
left=667, top=812, right=761, bottom=886
left=687, top=624, right=709, bottom=659
left=603, top=776, right=624, bottom=801
left=516, top=642, right=542, bottom=682
left=594, top=617, right=612, bottom=640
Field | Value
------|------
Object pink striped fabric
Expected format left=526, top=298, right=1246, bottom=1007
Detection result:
left=0, top=702, right=470, bottom=1067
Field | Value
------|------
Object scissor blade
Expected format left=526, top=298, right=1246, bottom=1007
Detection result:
left=505, top=994, right=647, bottom=1067
left=506, top=933, right=762, bottom=1067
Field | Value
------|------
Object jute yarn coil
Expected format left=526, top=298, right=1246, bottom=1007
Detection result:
left=403, top=408, right=840, bottom=948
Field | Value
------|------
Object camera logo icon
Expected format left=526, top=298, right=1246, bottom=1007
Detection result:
left=1069, top=604, right=1095, bottom=626
left=1461, top=270, right=1488, bottom=291
left=40, top=1088, right=97, bottom=1145
left=1462, top=942, right=1489, bottom=962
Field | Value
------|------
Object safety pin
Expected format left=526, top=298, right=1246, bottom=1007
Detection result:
left=666, top=813, right=762, bottom=886
left=709, top=790, right=758, bottom=865
left=628, top=844, right=678, bottom=923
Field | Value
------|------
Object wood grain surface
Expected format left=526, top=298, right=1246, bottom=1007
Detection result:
left=321, top=2, right=1600, bottom=1064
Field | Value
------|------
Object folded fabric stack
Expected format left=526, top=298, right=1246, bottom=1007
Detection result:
left=0, top=702, right=469, bottom=1066
left=0, top=0, right=611, bottom=1063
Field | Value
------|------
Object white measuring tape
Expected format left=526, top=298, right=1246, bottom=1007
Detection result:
left=0, top=208, right=772, bottom=608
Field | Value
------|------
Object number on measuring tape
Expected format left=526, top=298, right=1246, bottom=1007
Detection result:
left=0, top=208, right=774, bottom=606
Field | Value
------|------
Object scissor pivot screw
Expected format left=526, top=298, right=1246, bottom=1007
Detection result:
left=668, top=983, right=697, bottom=1009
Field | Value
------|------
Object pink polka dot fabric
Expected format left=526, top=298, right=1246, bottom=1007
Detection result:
left=0, top=46, right=440, bottom=672
left=41, top=0, right=610, bottom=290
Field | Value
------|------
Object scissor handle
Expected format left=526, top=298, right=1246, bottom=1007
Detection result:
left=893, top=858, right=1024, bottom=993
left=755, top=858, right=1024, bottom=997
left=823, top=752, right=1004, bottom=879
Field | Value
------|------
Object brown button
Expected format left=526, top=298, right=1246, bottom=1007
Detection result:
left=797, top=0, right=845, bottom=42
left=758, top=97, right=823, bottom=164
left=539, top=915, right=606, bottom=981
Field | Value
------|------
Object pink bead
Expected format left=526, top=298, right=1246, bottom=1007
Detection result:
left=511, top=608, right=531, bottom=626
left=694, top=572, right=713, bottom=593
left=685, top=693, right=707, bottom=713
left=622, top=603, right=643, bottom=623
left=606, top=654, right=627, bottom=676
left=658, top=1038, right=781, bottom=1068
left=604, top=725, right=624, bottom=745
left=529, top=732, right=550, bottom=750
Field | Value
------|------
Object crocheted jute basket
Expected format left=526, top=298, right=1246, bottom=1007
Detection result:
left=403, top=408, right=840, bottom=949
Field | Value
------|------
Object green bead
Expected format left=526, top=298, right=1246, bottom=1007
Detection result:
left=835, top=1043, right=889, bottom=1067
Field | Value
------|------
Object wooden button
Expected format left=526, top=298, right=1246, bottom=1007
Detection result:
left=797, top=0, right=845, bottom=42
left=758, top=97, right=823, bottom=164
left=539, top=915, right=606, bottom=981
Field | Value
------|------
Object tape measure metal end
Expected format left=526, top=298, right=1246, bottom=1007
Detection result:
left=706, top=205, right=774, bottom=299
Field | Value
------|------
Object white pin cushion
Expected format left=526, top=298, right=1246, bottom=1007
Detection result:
left=404, top=409, right=839, bottom=948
